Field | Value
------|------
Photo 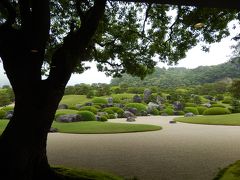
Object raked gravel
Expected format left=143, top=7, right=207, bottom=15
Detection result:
left=47, top=116, right=240, bottom=180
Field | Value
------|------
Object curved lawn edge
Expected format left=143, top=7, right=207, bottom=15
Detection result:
left=52, top=166, right=127, bottom=180
left=52, top=121, right=162, bottom=134
left=174, top=114, right=240, bottom=126
left=213, top=160, right=240, bottom=180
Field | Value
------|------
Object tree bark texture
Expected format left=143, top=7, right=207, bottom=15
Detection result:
left=0, top=0, right=106, bottom=179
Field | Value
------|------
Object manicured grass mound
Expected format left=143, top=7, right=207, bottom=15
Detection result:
left=55, top=109, right=80, bottom=119
left=79, top=106, right=98, bottom=114
left=52, top=166, right=124, bottom=180
left=184, top=107, right=199, bottom=115
left=92, top=97, right=108, bottom=104
left=52, top=121, right=161, bottom=134
left=77, top=111, right=96, bottom=121
left=203, top=107, right=231, bottom=115
left=125, top=103, right=147, bottom=112
left=175, top=113, right=240, bottom=126
left=60, top=95, right=90, bottom=107
left=214, top=160, right=240, bottom=180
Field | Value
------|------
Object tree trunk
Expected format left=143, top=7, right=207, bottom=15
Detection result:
left=0, top=79, right=67, bottom=179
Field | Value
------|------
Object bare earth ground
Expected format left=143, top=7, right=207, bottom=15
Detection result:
left=47, top=116, right=240, bottom=180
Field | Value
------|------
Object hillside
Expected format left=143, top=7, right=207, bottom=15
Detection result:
left=110, top=59, right=240, bottom=88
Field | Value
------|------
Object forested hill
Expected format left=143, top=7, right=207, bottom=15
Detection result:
left=110, top=59, right=240, bottom=88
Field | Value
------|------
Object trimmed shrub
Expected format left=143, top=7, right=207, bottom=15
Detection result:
left=211, top=104, right=225, bottom=108
left=184, top=107, right=199, bottom=115
left=99, top=115, right=108, bottom=122
left=125, top=103, right=147, bottom=113
left=163, top=108, right=174, bottom=115
left=150, top=108, right=160, bottom=115
left=222, top=97, right=232, bottom=104
left=103, top=107, right=124, bottom=118
left=175, top=111, right=185, bottom=115
left=77, top=111, right=96, bottom=121
left=196, top=106, right=208, bottom=115
left=79, top=106, right=98, bottom=114
left=0, top=110, right=6, bottom=119
left=184, top=103, right=197, bottom=107
left=108, top=114, right=116, bottom=119
left=103, top=109, right=115, bottom=115
left=203, top=107, right=231, bottom=115
left=55, top=109, right=79, bottom=119
left=92, top=97, right=108, bottom=104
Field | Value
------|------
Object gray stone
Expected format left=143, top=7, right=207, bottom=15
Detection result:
left=140, top=110, right=148, bottom=116
left=147, top=102, right=159, bottom=112
left=107, top=97, right=113, bottom=105
left=126, top=108, right=138, bottom=115
left=123, top=111, right=135, bottom=118
left=156, top=96, right=164, bottom=104
left=5, top=110, right=13, bottom=119
left=85, top=102, right=93, bottom=106
left=76, top=104, right=83, bottom=110
left=56, top=114, right=81, bottom=123
left=143, top=89, right=152, bottom=103
left=126, top=116, right=136, bottom=122
left=97, top=112, right=108, bottom=117
left=184, top=112, right=195, bottom=117
left=133, top=95, right=142, bottom=103
left=58, top=104, right=68, bottom=109
left=173, top=101, right=183, bottom=111
left=169, top=120, right=176, bottom=124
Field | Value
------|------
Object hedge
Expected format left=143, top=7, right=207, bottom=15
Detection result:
left=79, top=106, right=98, bottom=114
left=77, top=111, right=96, bottom=121
left=196, top=106, right=208, bottom=115
left=92, top=97, right=108, bottom=105
left=203, top=107, right=231, bottom=115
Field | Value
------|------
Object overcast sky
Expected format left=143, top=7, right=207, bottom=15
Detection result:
left=0, top=21, right=239, bottom=86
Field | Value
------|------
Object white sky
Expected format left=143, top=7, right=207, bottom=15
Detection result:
left=0, top=22, right=239, bottom=86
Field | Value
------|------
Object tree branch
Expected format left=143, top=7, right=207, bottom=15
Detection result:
left=18, top=0, right=31, bottom=30
left=142, top=3, right=152, bottom=35
left=0, top=0, right=16, bottom=26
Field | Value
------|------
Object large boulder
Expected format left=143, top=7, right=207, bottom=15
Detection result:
left=49, top=127, right=58, bottom=133
left=156, top=96, right=164, bottom=104
left=147, top=102, right=159, bottom=113
left=123, top=111, right=135, bottom=118
left=125, top=108, right=138, bottom=115
left=56, top=114, right=81, bottom=123
left=126, top=116, right=136, bottom=122
left=58, top=104, right=68, bottom=109
left=5, top=110, right=13, bottom=119
left=173, top=101, right=183, bottom=111
left=184, top=112, right=195, bottom=117
left=143, top=89, right=152, bottom=103
left=133, top=95, right=142, bottom=103
left=107, top=97, right=113, bottom=106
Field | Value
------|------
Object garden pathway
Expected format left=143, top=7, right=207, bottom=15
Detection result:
left=47, top=116, right=240, bottom=180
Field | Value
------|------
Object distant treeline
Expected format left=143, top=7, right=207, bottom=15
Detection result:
left=110, top=58, right=240, bottom=88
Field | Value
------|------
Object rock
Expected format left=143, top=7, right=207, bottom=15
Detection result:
left=97, top=112, right=108, bottom=117
left=107, top=97, right=113, bottom=105
left=133, top=95, right=142, bottom=103
left=184, top=112, right=195, bottom=117
left=49, top=127, right=58, bottom=133
left=115, top=104, right=124, bottom=108
left=56, top=114, right=81, bottom=123
left=126, top=108, right=138, bottom=115
left=143, top=89, right=152, bottom=103
left=58, top=104, right=68, bottom=109
left=126, top=116, right=136, bottom=122
left=156, top=96, right=164, bottom=104
left=123, top=111, right=135, bottom=118
left=147, top=102, right=159, bottom=112
left=75, top=104, right=83, bottom=110
left=5, top=110, right=13, bottom=119
left=173, top=101, right=183, bottom=111
left=140, top=110, right=148, bottom=116
left=85, top=102, right=93, bottom=106
left=169, top=120, right=176, bottom=124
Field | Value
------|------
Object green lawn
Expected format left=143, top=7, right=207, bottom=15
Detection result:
left=0, top=120, right=161, bottom=134
left=52, top=121, right=161, bottom=134
left=214, top=160, right=240, bottom=180
left=175, top=113, right=240, bottom=126
left=60, top=95, right=91, bottom=107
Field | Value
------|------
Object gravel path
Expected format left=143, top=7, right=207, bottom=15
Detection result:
left=47, top=116, right=240, bottom=180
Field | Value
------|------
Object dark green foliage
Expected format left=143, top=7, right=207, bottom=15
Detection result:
left=230, top=79, right=240, bottom=99
left=203, top=107, right=231, bottom=115
left=222, top=96, right=232, bottom=104
left=125, top=103, right=147, bottom=113
left=184, top=107, right=199, bottom=115
left=92, top=97, right=108, bottom=105
left=0, top=110, right=6, bottom=119
left=0, top=89, right=11, bottom=107
left=230, top=99, right=240, bottom=113
left=175, top=111, right=185, bottom=115
left=103, top=109, right=115, bottom=115
left=86, top=91, right=94, bottom=98
left=77, top=111, right=96, bottom=121
left=79, top=106, right=98, bottom=114
left=99, top=116, right=108, bottom=122
left=107, top=114, right=116, bottom=119
left=196, top=106, right=208, bottom=115
left=150, top=108, right=160, bottom=115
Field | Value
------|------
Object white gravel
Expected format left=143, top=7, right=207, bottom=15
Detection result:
left=47, top=116, right=240, bottom=180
